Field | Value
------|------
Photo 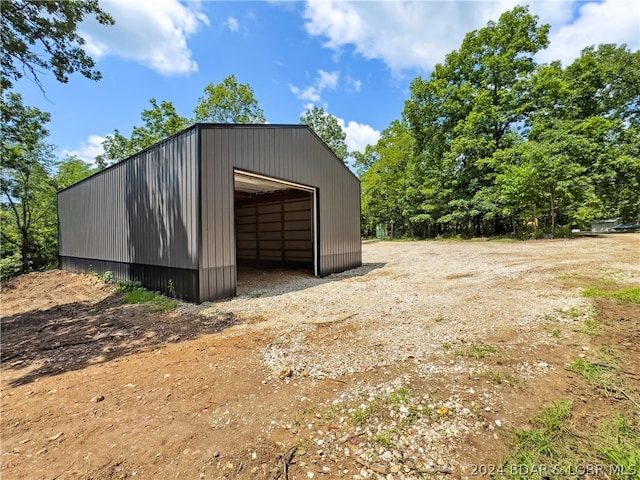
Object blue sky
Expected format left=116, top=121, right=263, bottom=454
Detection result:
left=13, top=0, right=640, bottom=166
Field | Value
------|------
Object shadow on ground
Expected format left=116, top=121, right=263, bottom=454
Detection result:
left=1, top=262, right=386, bottom=386
left=0, top=293, right=241, bottom=387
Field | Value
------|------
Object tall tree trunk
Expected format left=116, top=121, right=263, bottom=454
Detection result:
left=550, top=189, right=556, bottom=237
left=20, top=227, right=29, bottom=274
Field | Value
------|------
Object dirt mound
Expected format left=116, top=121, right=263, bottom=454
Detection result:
left=1, top=270, right=113, bottom=316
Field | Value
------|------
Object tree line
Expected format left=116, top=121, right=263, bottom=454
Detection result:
left=357, top=6, right=640, bottom=238
left=2, top=2, right=639, bottom=281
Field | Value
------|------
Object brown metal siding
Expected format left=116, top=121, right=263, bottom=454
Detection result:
left=58, top=128, right=200, bottom=296
left=199, top=125, right=361, bottom=301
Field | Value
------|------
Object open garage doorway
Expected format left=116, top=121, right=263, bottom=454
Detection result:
left=234, top=170, right=318, bottom=294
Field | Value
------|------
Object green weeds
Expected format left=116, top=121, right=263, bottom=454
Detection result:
left=374, top=430, right=396, bottom=448
left=599, top=414, right=640, bottom=473
left=498, top=400, right=640, bottom=480
left=456, top=344, right=498, bottom=359
left=124, top=288, right=177, bottom=312
left=565, top=346, right=624, bottom=398
left=582, top=287, right=640, bottom=304
left=581, top=317, right=601, bottom=336
left=485, top=371, right=519, bottom=387
left=114, top=279, right=142, bottom=293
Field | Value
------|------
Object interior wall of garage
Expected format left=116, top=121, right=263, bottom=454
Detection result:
left=235, top=190, right=313, bottom=267
left=198, top=125, right=361, bottom=302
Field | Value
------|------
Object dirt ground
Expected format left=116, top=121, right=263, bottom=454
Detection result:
left=1, top=235, right=639, bottom=480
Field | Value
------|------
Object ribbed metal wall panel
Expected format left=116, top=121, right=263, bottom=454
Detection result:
left=59, top=124, right=360, bottom=303
left=235, top=191, right=312, bottom=265
left=199, top=125, right=361, bottom=301
left=60, top=256, right=199, bottom=302
left=58, top=128, right=200, bottom=298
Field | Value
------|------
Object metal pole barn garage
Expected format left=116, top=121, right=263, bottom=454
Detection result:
left=57, top=124, right=362, bottom=302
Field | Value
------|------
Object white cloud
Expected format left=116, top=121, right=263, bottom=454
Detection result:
left=80, top=0, right=209, bottom=76
left=317, top=69, right=339, bottom=90
left=225, top=16, right=239, bottom=32
left=289, top=69, right=340, bottom=102
left=303, top=0, right=639, bottom=73
left=62, top=134, right=107, bottom=165
left=289, top=84, right=320, bottom=102
left=346, top=75, right=362, bottom=92
left=337, top=118, right=380, bottom=154
left=538, top=0, right=640, bottom=66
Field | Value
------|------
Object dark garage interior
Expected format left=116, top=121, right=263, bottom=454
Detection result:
left=234, top=170, right=315, bottom=275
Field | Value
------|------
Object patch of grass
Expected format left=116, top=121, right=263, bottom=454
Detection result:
left=374, top=430, right=396, bottom=449
left=488, top=236, right=518, bottom=242
left=597, top=345, right=621, bottom=365
left=497, top=400, right=572, bottom=479
left=583, top=287, right=640, bottom=304
left=351, top=407, right=370, bottom=426
left=566, top=357, right=616, bottom=384
left=124, top=288, right=156, bottom=303
left=389, top=386, right=411, bottom=406
left=250, top=291, right=264, bottom=298
left=351, top=399, right=382, bottom=426
left=486, top=371, right=504, bottom=385
left=582, top=317, right=601, bottom=336
left=566, top=348, right=622, bottom=397
left=294, top=438, right=311, bottom=457
left=351, top=386, right=423, bottom=430
left=498, top=401, right=640, bottom=480
left=556, top=306, right=584, bottom=319
left=316, top=404, right=341, bottom=424
left=458, top=344, right=497, bottom=359
left=404, top=405, right=422, bottom=425
left=599, top=414, right=640, bottom=473
left=567, top=307, right=582, bottom=318
left=441, top=342, right=452, bottom=350
left=533, top=399, right=572, bottom=432
left=124, top=288, right=177, bottom=312
left=485, top=371, right=520, bottom=387
left=551, top=328, right=561, bottom=338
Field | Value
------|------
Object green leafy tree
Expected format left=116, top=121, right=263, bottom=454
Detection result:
left=0, top=95, right=94, bottom=279
left=99, top=75, right=269, bottom=166
left=1, top=0, right=112, bottom=279
left=404, top=6, right=550, bottom=235
left=1, top=0, right=114, bottom=91
left=95, top=129, right=135, bottom=168
left=561, top=45, right=640, bottom=222
left=300, top=106, right=349, bottom=163
left=97, top=98, right=190, bottom=166
left=1, top=93, right=56, bottom=274
left=194, top=74, right=266, bottom=123
left=132, top=99, right=190, bottom=147
left=520, top=44, right=640, bottom=229
left=359, top=120, right=414, bottom=236
left=55, top=155, right=94, bottom=189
